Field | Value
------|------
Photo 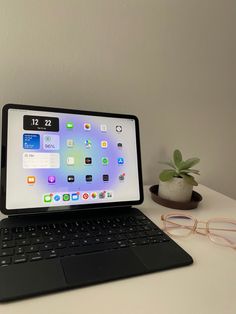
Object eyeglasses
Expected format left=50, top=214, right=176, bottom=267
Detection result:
left=161, top=213, right=236, bottom=249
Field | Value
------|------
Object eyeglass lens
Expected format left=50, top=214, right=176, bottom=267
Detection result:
left=208, top=221, right=236, bottom=247
left=165, top=215, right=195, bottom=236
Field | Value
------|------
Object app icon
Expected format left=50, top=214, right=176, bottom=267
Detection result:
left=71, top=193, right=79, bottom=201
left=101, top=141, right=108, bottom=148
left=27, top=176, right=36, bottom=184
left=67, top=139, right=74, bottom=147
left=99, top=191, right=106, bottom=199
left=85, top=157, right=92, bottom=165
left=91, top=192, right=97, bottom=199
left=102, top=157, right=109, bottom=165
left=67, top=175, right=75, bottom=182
left=67, top=157, right=75, bottom=165
left=23, top=134, right=40, bottom=149
left=84, top=139, right=92, bottom=148
left=100, top=124, right=107, bottom=132
left=116, top=125, right=122, bottom=133
left=117, top=157, right=124, bottom=165
left=44, top=194, right=52, bottom=203
left=43, top=134, right=60, bottom=150
left=63, top=194, right=70, bottom=201
left=66, top=122, right=74, bottom=129
left=84, top=123, right=91, bottom=131
left=103, top=174, right=109, bottom=182
left=54, top=194, right=61, bottom=202
left=119, top=173, right=126, bottom=181
left=106, top=191, right=113, bottom=198
left=82, top=192, right=89, bottom=200
left=117, top=143, right=123, bottom=149
left=86, top=175, right=93, bottom=182
left=48, top=176, right=56, bottom=184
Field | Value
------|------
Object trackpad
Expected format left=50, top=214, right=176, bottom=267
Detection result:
left=61, top=249, right=146, bottom=286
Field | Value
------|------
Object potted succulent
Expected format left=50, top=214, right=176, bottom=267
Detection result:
left=158, top=149, right=200, bottom=202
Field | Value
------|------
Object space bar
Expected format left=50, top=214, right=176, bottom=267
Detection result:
left=58, top=243, right=120, bottom=257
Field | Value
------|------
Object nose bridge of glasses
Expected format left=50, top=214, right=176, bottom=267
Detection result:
left=195, top=221, right=208, bottom=235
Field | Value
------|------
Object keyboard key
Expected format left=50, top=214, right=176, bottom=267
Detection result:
left=82, top=239, right=89, bottom=245
left=137, top=231, right=147, bottom=238
left=15, top=233, right=25, bottom=239
left=146, top=230, right=163, bottom=236
left=13, top=254, right=27, bottom=264
left=29, top=232, right=37, bottom=237
left=69, top=240, right=80, bottom=247
left=128, top=240, right=138, bottom=246
left=40, top=243, right=54, bottom=251
left=162, top=238, right=170, bottom=242
left=126, top=232, right=140, bottom=239
left=12, top=227, right=24, bottom=233
left=0, top=257, right=11, bottom=266
left=0, top=248, right=14, bottom=256
left=136, top=216, right=147, bottom=221
left=30, top=252, right=42, bottom=261
left=37, top=225, right=48, bottom=231
left=78, top=226, right=86, bottom=232
left=44, top=250, right=57, bottom=259
left=2, top=234, right=12, bottom=241
left=32, top=237, right=44, bottom=244
left=25, top=245, right=39, bottom=253
left=72, top=234, right=79, bottom=239
left=151, top=238, right=163, bottom=244
left=16, top=247, right=25, bottom=254
left=106, top=236, right=115, bottom=242
left=117, top=241, right=128, bottom=248
left=45, top=236, right=57, bottom=242
left=67, top=228, right=76, bottom=234
left=116, top=234, right=127, bottom=241
left=139, top=238, right=150, bottom=245
left=143, top=226, right=151, bottom=231
left=17, top=239, right=31, bottom=246
left=3, top=228, right=9, bottom=235
left=43, top=231, right=52, bottom=236
left=55, top=242, right=67, bottom=249
left=25, top=225, right=36, bottom=232
left=2, top=240, right=15, bottom=248
left=94, top=238, right=102, bottom=244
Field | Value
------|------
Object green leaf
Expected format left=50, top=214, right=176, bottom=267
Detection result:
left=159, top=170, right=176, bottom=182
left=180, top=169, right=200, bottom=175
left=180, top=174, right=198, bottom=186
left=159, top=161, right=176, bottom=169
left=173, top=149, right=182, bottom=167
left=179, top=158, right=200, bottom=171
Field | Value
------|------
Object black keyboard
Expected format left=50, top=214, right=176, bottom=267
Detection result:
left=0, top=214, right=169, bottom=267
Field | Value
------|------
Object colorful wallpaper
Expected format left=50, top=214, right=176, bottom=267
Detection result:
left=6, top=109, right=140, bottom=209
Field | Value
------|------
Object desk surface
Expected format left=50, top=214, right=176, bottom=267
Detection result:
left=0, top=185, right=236, bottom=314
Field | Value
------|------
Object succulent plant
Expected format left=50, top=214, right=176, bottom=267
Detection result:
left=159, top=149, right=200, bottom=186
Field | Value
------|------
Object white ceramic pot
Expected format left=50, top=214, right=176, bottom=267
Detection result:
left=159, top=177, right=193, bottom=202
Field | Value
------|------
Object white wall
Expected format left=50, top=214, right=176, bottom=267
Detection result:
left=0, top=0, right=235, bottom=199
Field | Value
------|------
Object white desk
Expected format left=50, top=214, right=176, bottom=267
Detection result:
left=1, top=185, right=236, bottom=314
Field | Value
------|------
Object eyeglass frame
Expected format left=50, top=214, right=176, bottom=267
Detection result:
left=161, top=212, right=236, bottom=249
